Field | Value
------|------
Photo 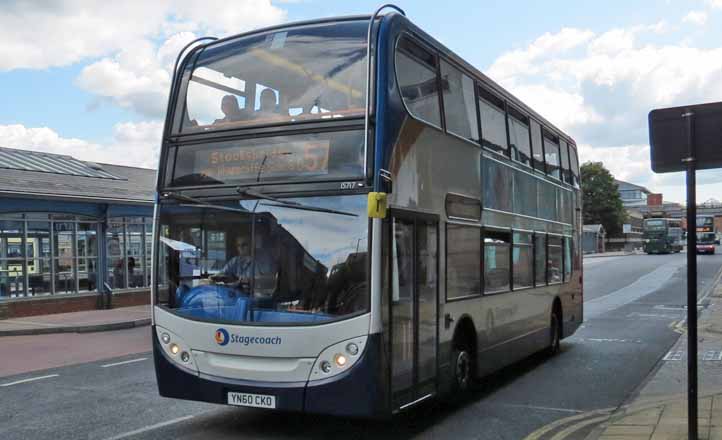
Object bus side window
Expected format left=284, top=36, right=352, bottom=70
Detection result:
left=512, top=232, right=533, bottom=289
left=508, top=107, right=531, bottom=167
left=543, top=130, right=561, bottom=180
left=478, top=87, right=507, bottom=155
left=569, top=145, right=580, bottom=187
left=548, top=236, right=563, bottom=284
left=534, top=234, right=547, bottom=286
left=440, top=60, right=479, bottom=142
left=564, top=237, right=573, bottom=282
left=396, top=37, right=442, bottom=127
left=560, top=140, right=572, bottom=185
left=530, top=119, right=545, bottom=172
left=484, top=229, right=511, bottom=294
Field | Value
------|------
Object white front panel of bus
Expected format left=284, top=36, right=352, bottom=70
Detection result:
left=154, top=306, right=370, bottom=381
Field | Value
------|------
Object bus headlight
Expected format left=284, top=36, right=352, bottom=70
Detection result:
left=156, top=326, right=198, bottom=373
left=334, top=354, right=348, bottom=367
left=310, top=336, right=367, bottom=381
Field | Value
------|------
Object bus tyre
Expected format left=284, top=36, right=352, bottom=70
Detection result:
left=548, top=309, right=561, bottom=356
left=451, top=344, right=473, bottom=395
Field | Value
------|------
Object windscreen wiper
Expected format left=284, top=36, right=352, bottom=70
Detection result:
left=160, top=192, right=250, bottom=214
left=237, top=188, right=358, bottom=217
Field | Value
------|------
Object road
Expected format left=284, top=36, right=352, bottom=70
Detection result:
left=1, top=250, right=720, bottom=440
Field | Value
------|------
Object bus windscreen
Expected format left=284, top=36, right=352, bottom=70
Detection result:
left=157, top=194, right=369, bottom=325
left=178, top=21, right=367, bottom=133
left=169, top=130, right=364, bottom=186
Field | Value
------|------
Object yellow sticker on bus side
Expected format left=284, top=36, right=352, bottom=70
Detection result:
left=368, top=192, right=387, bottom=219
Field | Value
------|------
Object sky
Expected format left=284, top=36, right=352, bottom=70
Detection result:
left=2, top=0, right=722, bottom=204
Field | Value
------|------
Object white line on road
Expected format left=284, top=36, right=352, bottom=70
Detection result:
left=103, top=415, right=195, bottom=440
left=497, top=403, right=584, bottom=414
left=0, top=374, right=59, bottom=387
left=663, top=350, right=684, bottom=361
left=101, top=357, right=148, bottom=368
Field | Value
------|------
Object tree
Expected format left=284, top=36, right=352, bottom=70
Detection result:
left=581, top=161, right=627, bottom=236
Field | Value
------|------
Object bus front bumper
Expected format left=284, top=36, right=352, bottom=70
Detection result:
left=152, top=328, right=388, bottom=417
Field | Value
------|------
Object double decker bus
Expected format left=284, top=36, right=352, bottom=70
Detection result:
left=151, top=6, right=583, bottom=417
left=696, top=215, right=716, bottom=254
left=643, top=218, right=682, bottom=254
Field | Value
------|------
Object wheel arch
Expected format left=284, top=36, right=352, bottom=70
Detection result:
left=452, top=314, right=478, bottom=356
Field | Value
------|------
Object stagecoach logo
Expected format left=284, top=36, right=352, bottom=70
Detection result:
left=215, top=328, right=230, bottom=346
left=213, top=328, right=283, bottom=347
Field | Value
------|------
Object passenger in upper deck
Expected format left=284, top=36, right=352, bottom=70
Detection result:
left=255, top=88, right=280, bottom=120
left=213, top=95, right=245, bottom=124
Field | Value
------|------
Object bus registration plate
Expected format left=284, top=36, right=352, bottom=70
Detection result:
left=227, top=391, right=276, bottom=409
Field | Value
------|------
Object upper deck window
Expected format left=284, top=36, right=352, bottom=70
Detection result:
left=478, top=87, right=508, bottom=155
left=569, top=144, right=580, bottom=187
left=178, top=21, right=368, bottom=133
left=396, top=37, right=442, bottom=127
left=508, top=107, right=531, bottom=167
left=440, top=60, right=479, bottom=142
left=543, top=130, right=561, bottom=180
left=530, top=119, right=545, bottom=171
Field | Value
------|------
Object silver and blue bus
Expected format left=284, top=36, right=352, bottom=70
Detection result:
left=152, top=6, right=583, bottom=417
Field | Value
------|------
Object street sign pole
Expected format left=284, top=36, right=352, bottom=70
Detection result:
left=683, top=109, right=698, bottom=440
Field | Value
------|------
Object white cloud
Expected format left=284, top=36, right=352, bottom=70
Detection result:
left=62, top=0, right=287, bottom=118
left=683, top=10, right=708, bottom=26
left=488, top=23, right=722, bottom=200
left=0, top=0, right=286, bottom=71
left=0, top=122, right=163, bottom=169
left=489, top=26, right=722, bottom=137
left=76, top=40, right=177, bottom=118
left=707, top=0, right=722, bottom=9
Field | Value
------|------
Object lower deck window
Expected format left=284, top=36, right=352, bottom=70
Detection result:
left=484, top=230, right=510, bottom=293
left=535, top=234, right=547, bottom=286
left=548, top=236, right=563, bottom=284
left=512, top=232, right=533, bottom=289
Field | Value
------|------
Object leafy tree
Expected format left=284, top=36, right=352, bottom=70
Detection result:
left=581, top=161, right=627, bottom=236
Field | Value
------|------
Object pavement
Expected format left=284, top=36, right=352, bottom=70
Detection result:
left=0, top=304, right=150, bottom=336
left=585, top=270, right=722, bottom=440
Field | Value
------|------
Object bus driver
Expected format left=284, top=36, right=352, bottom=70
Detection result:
left=211, top=236, right=278, bottom=294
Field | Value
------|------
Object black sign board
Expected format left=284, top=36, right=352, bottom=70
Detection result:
left=649, top=101, right=722, bottom=173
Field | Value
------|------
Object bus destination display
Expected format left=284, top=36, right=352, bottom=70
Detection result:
left=195, top=140, right=330, bottom=181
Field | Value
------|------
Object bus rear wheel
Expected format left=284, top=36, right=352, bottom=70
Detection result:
left=448, top=338, right=475, bottom=399
left=548, top=308, right=561, bottom=356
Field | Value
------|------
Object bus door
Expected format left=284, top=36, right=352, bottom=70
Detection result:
left=389, top=213, right=438, bottom=410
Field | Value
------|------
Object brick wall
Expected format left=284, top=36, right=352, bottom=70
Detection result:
left=647, top=193, right=663, bottom=206
left=0, top=289, right=150, bottom=319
